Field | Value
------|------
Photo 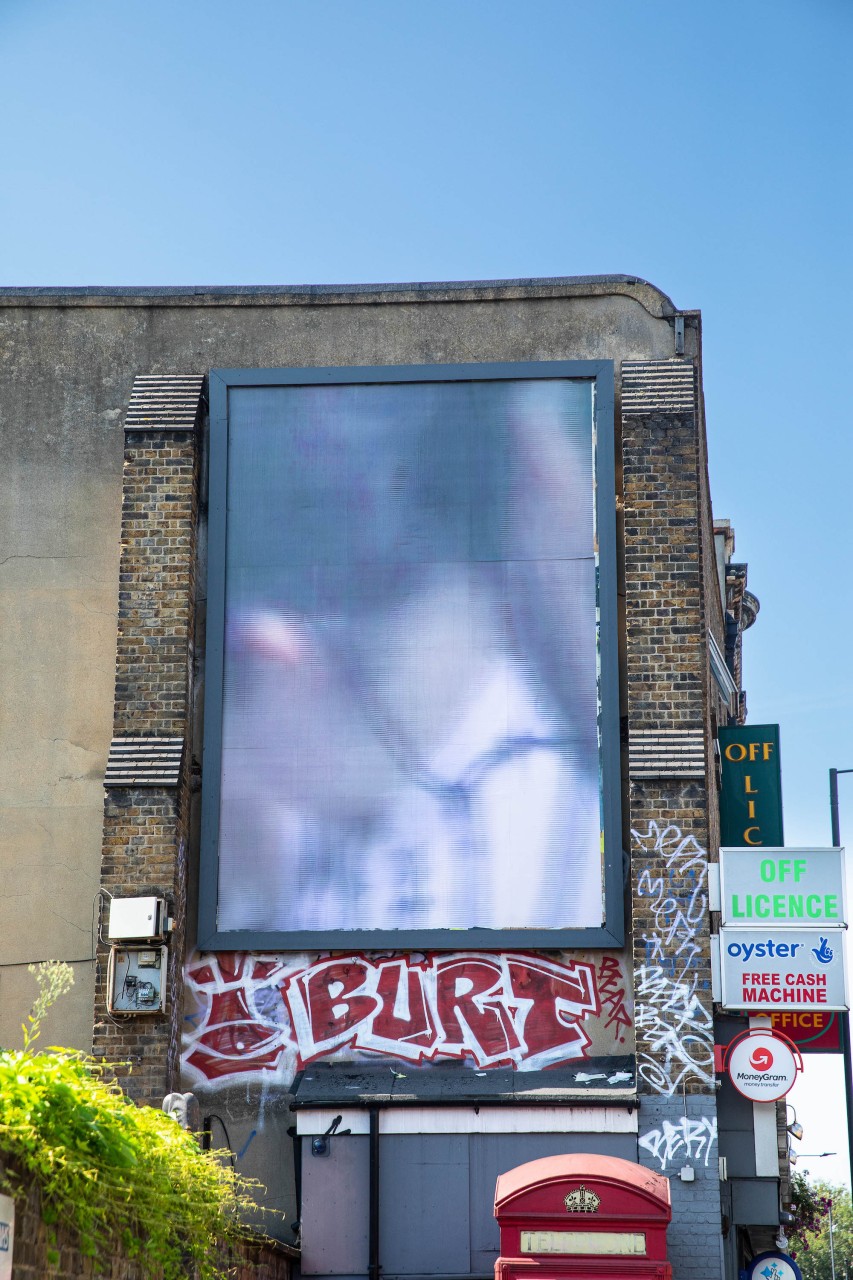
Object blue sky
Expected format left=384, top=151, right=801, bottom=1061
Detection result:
left=2, top=0, right=852, bottom=1180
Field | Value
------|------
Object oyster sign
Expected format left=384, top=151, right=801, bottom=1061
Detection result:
left=715, top=927, right=849, bottom=1010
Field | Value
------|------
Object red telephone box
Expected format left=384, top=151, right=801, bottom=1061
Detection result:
left=494, top=1154, right=672, bottom=1280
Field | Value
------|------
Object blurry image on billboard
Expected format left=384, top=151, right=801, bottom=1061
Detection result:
left=216, top=376, right=604, bottom=933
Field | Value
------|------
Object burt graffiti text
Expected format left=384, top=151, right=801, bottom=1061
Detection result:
left=181, top=950, right=631, bottom=1084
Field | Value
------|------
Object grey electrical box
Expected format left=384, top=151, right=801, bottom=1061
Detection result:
left=107, top=945, right=167, bottom=1015
left=107, top=896, right=167, bottom=941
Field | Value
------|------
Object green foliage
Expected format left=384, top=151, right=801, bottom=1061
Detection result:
left=790, top=1172, right=834, bottom=1246
left=0, top=962, right=271, bottom=1279
left=790, top=1176, right=852, bottom=1280
left=21, top=959, right=75, bottom=1050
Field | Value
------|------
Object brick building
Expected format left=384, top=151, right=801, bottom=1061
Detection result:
left=0, top=276, right=775, bottom=1280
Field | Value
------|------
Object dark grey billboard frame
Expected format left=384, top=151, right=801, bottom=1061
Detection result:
left=198, top=360, right=623, bottom=952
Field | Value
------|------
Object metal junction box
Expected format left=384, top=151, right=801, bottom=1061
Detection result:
left=107, top=945, right=167, bottom=1015
left=107, top=895, right=167, bottom=941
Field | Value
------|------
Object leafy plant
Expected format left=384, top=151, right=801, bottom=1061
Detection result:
left=788, top=1174, right=853, bottom=1280
left=20, top=959, right=75, bottom=1050
left=0, top=962, right=272, bottom=1279
left=789, top=1172, right=833, bottom=1247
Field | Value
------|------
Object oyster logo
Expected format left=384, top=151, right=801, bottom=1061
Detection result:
left=564, top=1185, right=601, bottom=1213
left=749, top=1046, right=773, bottom=1072
left=0, top=1220, right=9, bottom=1250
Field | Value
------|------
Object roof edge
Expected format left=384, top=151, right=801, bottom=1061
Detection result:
left=0, top=274, right=679, bottom=317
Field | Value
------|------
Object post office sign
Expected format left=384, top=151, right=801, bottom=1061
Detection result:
left=719, top=847, right=846, bottom=927
left=770, top=1009, right=842, bottom=1053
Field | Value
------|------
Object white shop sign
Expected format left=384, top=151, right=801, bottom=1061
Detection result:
left=717, top=927, right=849, bottom=1011
left=0, top=1193, right=14, bottom=1280
left=725, top=1029, right=801, bottom=1102
left=719, top=847, right=846, bottom=927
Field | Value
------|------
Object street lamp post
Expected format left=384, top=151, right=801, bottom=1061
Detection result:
left=828, top=768, right=853, bottom=1192
left=829, top=1199, right=838, bottom=1280
left=829, top=770, right=853, bottom=851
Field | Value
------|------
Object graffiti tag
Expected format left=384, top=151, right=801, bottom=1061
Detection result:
left=597, top=955, right=632, bottom=1043
left=182, top=950, right=619, bottom=1085
left=638, top=1115, right=718, bottom=1170
left=633, top=821, right=714, bottom=1095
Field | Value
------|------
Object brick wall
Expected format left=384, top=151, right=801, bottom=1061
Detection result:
left=7, top=1157, right=295, bottom=1280
left=636, top=1095, right=723, bottom=1280
left=90, top=354, right=731, bottom=1278
left=92, top=425, right=199, bottom=1105
left=622, top=373, right=724, bottom=1279
left=623, top=399, right=714, bottom=1077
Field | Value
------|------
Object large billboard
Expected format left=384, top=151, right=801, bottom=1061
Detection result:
left=199, top=362, right=622, bottom=949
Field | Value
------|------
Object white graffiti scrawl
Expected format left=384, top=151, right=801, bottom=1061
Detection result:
left=638, top=1115, right=718, bottom=1170
left=633, top=821, right=714, bottom=1095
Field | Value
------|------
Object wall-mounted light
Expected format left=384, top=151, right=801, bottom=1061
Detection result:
left=786, top=1104, right=804, bottom=1142
left=310, top=1114, right=351, bottom=1157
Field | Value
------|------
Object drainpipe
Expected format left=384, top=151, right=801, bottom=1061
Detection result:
left=369, top=1107, right=380, bottom=1280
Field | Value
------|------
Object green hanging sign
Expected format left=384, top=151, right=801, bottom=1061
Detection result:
left=719, top=724, right=784, bottom=848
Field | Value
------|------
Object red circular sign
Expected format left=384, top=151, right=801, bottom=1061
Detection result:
left=726, top=1030, right=801, bottom=1102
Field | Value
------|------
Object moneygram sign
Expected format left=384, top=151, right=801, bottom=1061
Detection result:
left=726, top=1029, right=801, bottom=1102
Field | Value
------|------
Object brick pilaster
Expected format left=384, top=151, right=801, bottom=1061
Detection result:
left=93, top=380, right=202, bottom=1105
left=621, top=380, right=714, bottom=1090
left=622, top=366, right=722, bottom=1276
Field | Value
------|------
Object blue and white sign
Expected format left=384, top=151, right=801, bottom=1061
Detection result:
left=746, top=1251, right=803, bottom=1280
left=0, top=1192, right=14, bottom=1280
left=718, top=926, right=848, bottom=1011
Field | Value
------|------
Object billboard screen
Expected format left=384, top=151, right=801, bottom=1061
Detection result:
left=200, top=362, right=621, bottom=949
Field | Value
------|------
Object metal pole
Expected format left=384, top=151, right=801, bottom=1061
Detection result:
left=829, top=768, right=853, bottom=1192
left=831, top=769, right=842, bottom=847
left=368, top=1107, right=380, bottom=1280
left=829, top=1200, right=837, bottom=1280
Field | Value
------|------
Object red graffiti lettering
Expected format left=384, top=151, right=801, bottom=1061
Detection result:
left=360, top=960, right=436, bottom=1061
left=184, top=985, right=286, bottom=1080
left=597, top=955, right=632, bottom=1043
left=285, top=958, right=380, bottom=1061
left=182, top=951, right=609, bottom=1085
left=433, top=956, right=523, bottom=1066
left=507, top=957, right=598, bottom=1068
